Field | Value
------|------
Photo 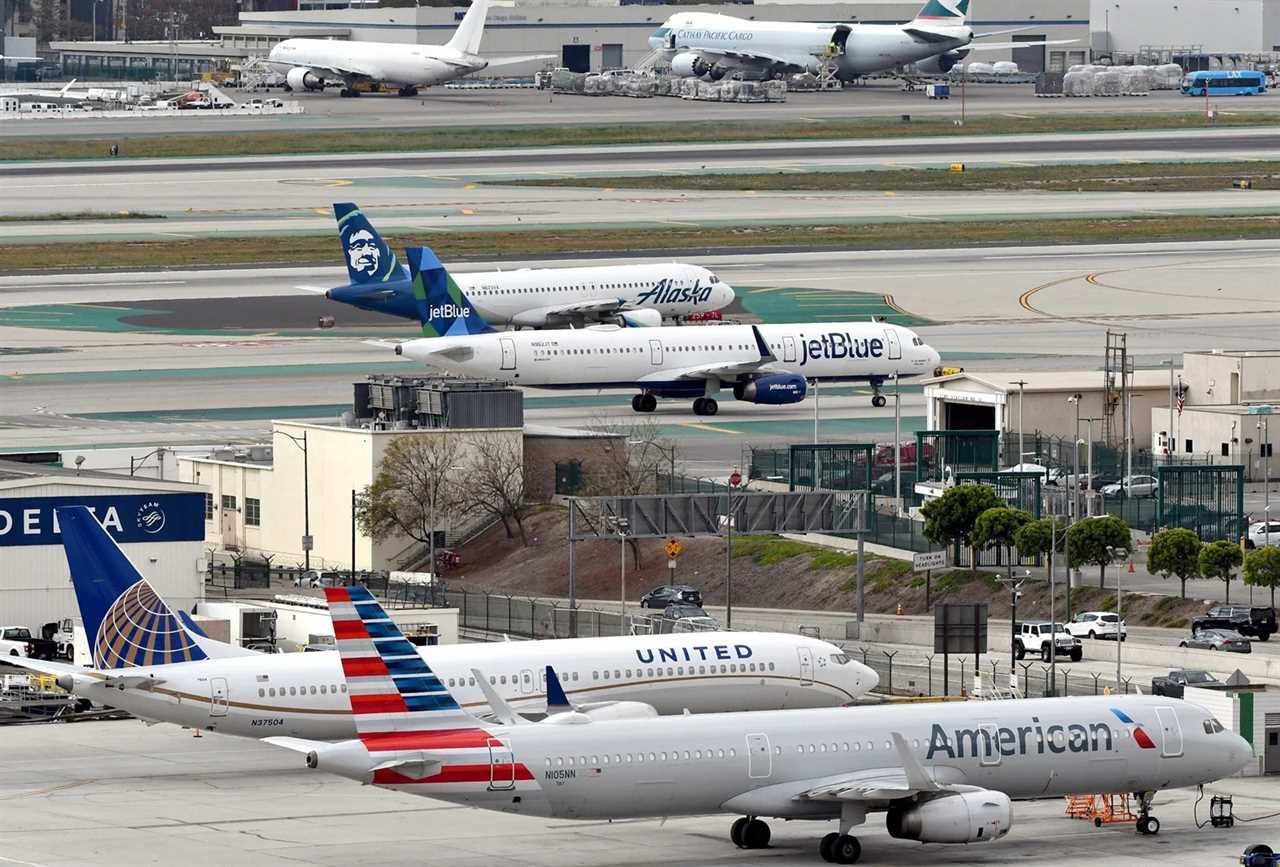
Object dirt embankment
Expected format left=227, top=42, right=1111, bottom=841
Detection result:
left=449, top=505, right=1213, bottom=627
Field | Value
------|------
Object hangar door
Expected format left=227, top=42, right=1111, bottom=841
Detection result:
left=1012, top=35, right=1046, bottom=74
left=944, top=401, right=995, bottom=430
left=562, top=44, right=590, bottom=73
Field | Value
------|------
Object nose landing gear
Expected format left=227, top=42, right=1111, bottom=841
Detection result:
left=1135, top=791, right=1160, bottom=835
left=870, top=378, right=887, bottom=408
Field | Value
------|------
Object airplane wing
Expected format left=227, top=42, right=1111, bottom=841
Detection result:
left=483, top=53, right=556, bottom=68
left=301, top=61, right=380, bottom=82
left=680, top=46, right=816, bottom=73
left=531, top=298, right=627, bottom=318
left=971, top=26, right=1036, bottom=38
left=968, top=39, right=1078, bottom=50
left=902, top=27, right=961, bottom=44
left=640, top=324, right=781, bottom=383
left=2, top=656, right=166, bottom=691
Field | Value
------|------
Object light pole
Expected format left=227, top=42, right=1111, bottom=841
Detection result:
left=1260, top=418, right=1271, bottom=520
left=279, top=431, right=311, bottom=571
left=1067, top=393, right=1082, bottom=454
left=894, top=371, right=903, bottom=513
left=996, top=571, right=1026, bottom=693
left=725, top=470, right=742, bottom=629
left=130, top=446, right=168, bottom=479
left=608, top=516, right=630, bottom=635
left=1009, top=380, right=1028, bottom=466
left=1107, top=544, right=1128, bottom=692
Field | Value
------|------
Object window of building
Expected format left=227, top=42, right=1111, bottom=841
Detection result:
left=203, top=493, right=214, bottom=521
left=1222, top=443, right=1231, bottom=457
left=1262, top=443, right=1274, bottom=458
left=245, top=497, right=261, bottom=526
left=1185, top=439, right=1193, bottom=453
left=221, top=494, right=237, bottom=510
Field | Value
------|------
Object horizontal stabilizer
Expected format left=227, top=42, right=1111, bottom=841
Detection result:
left=471, top=666, right=529, bottom=726
left=483, top=53, right=556, bottom=68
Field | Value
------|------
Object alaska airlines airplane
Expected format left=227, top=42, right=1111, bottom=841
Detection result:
left=271, top=586, right=1252, bottom=865
left=309, top=203, right=733, bottom=328
left=266, top=0, right=549, bottom=97
left=393, top=246, right=940, bottom=415
left=11, top=507, right=875, bottom=740
left=649, top=0, right=1072, bottom=82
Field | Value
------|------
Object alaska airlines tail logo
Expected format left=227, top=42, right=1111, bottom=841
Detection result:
left=1110, top=708, right=1157, bottom=749
left=334, top=202, right=402, bottom=286
left=94, top=579, right=209, bottom=668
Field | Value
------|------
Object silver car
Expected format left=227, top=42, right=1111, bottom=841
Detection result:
left=1180, top=629, right=1252, bottom=653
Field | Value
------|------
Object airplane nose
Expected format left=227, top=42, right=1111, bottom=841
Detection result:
left=859, top=662, right=879, bottom=695
left=718, top=283, right=736, bottom=307
left=1230, top=734, right=1254, bottom=772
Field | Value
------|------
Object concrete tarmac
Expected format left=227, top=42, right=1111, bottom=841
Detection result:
left=0, top=718, right=1272, bottom=867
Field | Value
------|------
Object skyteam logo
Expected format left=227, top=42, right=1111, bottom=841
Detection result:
left=799, top=333, right=885, bottom=365
left=135, top=500, right=166, bottom=535
left=1110, top=707, right=1157, bottom=749
left=635, top=279, right=713, bottom=307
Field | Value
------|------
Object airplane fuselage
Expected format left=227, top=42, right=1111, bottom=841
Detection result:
left=267, top=39, right=484, bottom=89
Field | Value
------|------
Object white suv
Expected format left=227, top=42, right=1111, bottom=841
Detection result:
left=1246, top=521, right=1280, bottom=549
left=1066, top=611, right=1127, bottom=641
left=1014, top=621, right=1083, bottom=662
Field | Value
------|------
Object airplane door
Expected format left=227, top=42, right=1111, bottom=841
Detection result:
left=746, top=733, right=772, bottom=779
left=978, top=723, right=1001, bottom=766
left=649, top=339, right=663, bottom=365
left=797, top=647, right=814, bottom=686
left=499, top=337, right=517, bottom=371
left=782, top=336, right=796, bottom=363
left=519, top=668, right=535, bottom=696
left=210, top=677, right=229, bottom=717
left=488, top=737, right=516, bottom=790
left=884, top=328, right=902, bottom=360
left=1155, top=706, right=1184, bottom=758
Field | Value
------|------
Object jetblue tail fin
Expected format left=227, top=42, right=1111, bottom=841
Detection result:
left=913, top=0, right=969, bottom=20
left=446, top=0, right=491, bottom=56
left=334, top=202, right=405, bottom=286
left=406, top=246, right=496, bottom=338
left=57, top=506, right=252, bottom=668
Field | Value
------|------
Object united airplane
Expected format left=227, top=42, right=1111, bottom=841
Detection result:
left=649, top=0, right=1073, bottom=82
left=393, top=246, right=940, bottom=415
left=270, top=586, right=1253, bottom=865
left=306, top=203, right=733, bottom=328
left=9, top=507, right=875, bottom=740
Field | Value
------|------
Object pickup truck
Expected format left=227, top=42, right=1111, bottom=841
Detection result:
left=1192, top=606, right=1276, bottom=642
left=0, top=626, right=58, bottom=660
left=1014, top=621, right=1083, bottom=662
left=1151, top=668, right=1222, bottom=699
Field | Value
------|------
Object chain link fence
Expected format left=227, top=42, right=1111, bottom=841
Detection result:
left=848, top=647, right=1138, bottom=698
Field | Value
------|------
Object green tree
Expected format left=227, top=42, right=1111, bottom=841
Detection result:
left=921, top=484, right=1004, bottom=569
left=357, top=435, right=467, bottom=554
left=1013, top=516, right=1066, bottom=560
left=973, top=507, right=1034, bottom=578
left=1198, top=540, right=1244, bottom=603
left=1067, top=515, right=1132, bottom=588
left=1244, top=546, right=1280, bottom=609
left=1147, top=528, right=1203, bottom=599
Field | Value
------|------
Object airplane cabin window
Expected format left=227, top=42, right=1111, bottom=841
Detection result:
left=321, top=685, right=327, bottom=694
left=269, top=688, right=276, bottom=697
left=290, top=687, right=297, bottom=696
left=310, top=686, right=317, bottom=695
left=341, top=684, right=347, bottom=693
left=603, top=671, right=610, bottom=680
left=258, top=688, right=265, bottom=697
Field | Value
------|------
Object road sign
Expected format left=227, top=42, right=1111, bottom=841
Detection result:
left=664, top=539, right=683, bottom=559
left=729, top=471, right=742, bottom=487
left=913, top=550, right=946, bottom=572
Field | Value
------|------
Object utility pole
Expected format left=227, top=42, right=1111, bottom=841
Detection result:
left=350, top=489, right=357, bottom=582
left=1009, top=380, right=1028, bottom=466
left=894, top=371, right=902, bottom=513
left=1168, top=358, right=1176, bottom=460
left=280, top=431, right=311, bottom=571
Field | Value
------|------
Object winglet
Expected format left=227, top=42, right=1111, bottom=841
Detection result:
left=470, top=667, right=529, bottom=726
left=546, top=665, right=572, bottom=713
left=892, top=731, right=940, bottom=792
left=751, top=325, right=776, bottom=362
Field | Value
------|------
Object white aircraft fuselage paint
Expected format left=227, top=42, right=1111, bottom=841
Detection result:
left=266, top=39, right=485, bottom=89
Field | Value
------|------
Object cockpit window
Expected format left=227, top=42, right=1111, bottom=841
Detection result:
left=709, top=274, right=719, bottom=283
left=831, top=653, right=849, bottom=665
left=1202, top=719, right=1225, bottom=734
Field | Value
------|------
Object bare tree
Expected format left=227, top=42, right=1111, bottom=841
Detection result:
left=464, top=434, right=529, bottom=546
left=585, top=414, right=679, bottom=497
left=358, top=435, right=467, bottom=549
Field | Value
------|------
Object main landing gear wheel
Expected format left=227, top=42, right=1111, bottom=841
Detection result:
left=819, top=832, right=840, bottom=862
left=822, top=834, right=861, bottom=864
left=340, top=87, right=360, bottom=97
left=397, top=85, right=419, bottom=96
left=692, top=397, right=719, bottom=416
left=1135, top=791, right=1160, bottom=835
left=631, top=393, right=656, bottom=413
left=872, top=394, right=887, bottom=408
left=740, top=818, right=771, bottom=849
left=729, top=817, right=749, bottom=847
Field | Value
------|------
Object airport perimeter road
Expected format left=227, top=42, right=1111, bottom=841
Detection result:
left=0, top=720, right=1273, bottom=867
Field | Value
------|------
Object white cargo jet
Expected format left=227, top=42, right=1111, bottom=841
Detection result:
left=9, top=507, right=875, bottom=740
left=270, top=586, right=1253, bottom=865
left=393, top=246, right=940, bottom=415
left=265, top=0, right=550, bottom=97
left=648, top=0, right=1073, bottom=81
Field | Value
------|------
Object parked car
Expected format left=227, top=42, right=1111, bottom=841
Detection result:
left=640, top=584, right=702, bottom=609
left=1100, top=474, right=1158, bottom=498
left=0, top=626, right=58, bottom=660
left=1014, top=621, right=1083, bottom=662
left=1151, top=668, right=1221, bottom=699
left=1192, top=606, right=1276, bottom=642
left=1065, top=611, right=1127, bottom=641
left=1245, top=520, right=1280, bottom=549
left=1180, top=629, right=1251, bottom=653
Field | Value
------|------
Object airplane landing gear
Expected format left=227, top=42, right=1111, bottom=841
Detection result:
left=631, top=393, right=657, bottom=413
left=870, top=379, right=887, bottom=408
left=692, top=397, right=719, bottom=416
left=397, top=86, right=419, bottom=96
left=339, top=87, right=360, bottom=97
left=1135, top=791, right=1161, bottom=835
left=729, top=816, right=770, bottom=849
left=819, top=833, right=861, bottom=864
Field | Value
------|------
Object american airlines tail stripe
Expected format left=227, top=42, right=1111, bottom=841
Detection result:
left=341, top=657, right=389, bottom=678
left=333, top=618, right=370, bottom=640
left=360, top=727, right=493, bottom=752
left=351, top=694, right=408, bottom=715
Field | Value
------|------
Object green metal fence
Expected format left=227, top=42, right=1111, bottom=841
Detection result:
left=1157, top=465, right=1245, bottom=542
left=748, top=448, right=791, bottom=484
left=789, top=443, right=874, bottom=492
left=916, top=430, right=1000, bottom=484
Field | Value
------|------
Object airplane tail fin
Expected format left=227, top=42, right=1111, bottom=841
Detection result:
left=913, top=0, right=969, bottom=21
left=325, top=585, right=483, bottom=733
left=333, top=202, right=404, bottom=286
left=57, top=506, right=251, bottom=668
left=446, top=0, right=491, bottom=56
left=406, top=246, right=496, bottom=338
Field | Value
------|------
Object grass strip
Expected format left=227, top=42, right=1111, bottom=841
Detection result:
left=0, top=210, right=165, bottom=223
left=4, top=214, right=1280, bottom=272
left=498, top=160, right=1280, bottom=193
left=1, top=112, right=1277, bottom=161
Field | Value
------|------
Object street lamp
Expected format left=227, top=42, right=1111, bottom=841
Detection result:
left=996, top=571, right=1027, bottom=693
left=279, top=431, right=311, bottom=571
left=607, top=516, right=631, bottom=635
left=1009, top=380, right=1028, bottom=466
left=1107, top=544, right=1129, bottom=692
left=130, top=446, right=168, bottom=479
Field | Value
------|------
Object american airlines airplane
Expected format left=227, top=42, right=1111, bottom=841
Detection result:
left=10, top=508, right=875, bottom=740
left=265, top=0, right=549, bottom=97
left=649, top=0, right=1072, bottom=82
left=271, top=586, right=1253, bottom=865
left=394, top=246, right=941, bottom=415
left=307, top=203, right=733, bottom=328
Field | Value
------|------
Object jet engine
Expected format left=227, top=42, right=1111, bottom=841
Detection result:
left=734, top=373, right=807, bottom=405
left=887, top=790, right=1013, bottom=844
left=669, top=52, right=708, bottom=78
left=286, top=67, right=325, bottom=92
left=914, top=50, right=969, bottom=75
left=618, top=308, right=662, bottom=328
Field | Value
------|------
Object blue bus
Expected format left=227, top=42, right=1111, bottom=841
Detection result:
left=1181, top=70, right=1267, bottom=96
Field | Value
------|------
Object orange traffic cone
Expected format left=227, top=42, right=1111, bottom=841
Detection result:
left=896, top=602, right=904, bottom=616
left=1128, top=560, right=1136, bottom=573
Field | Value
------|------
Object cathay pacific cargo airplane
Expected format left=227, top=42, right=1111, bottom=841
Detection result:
left=393, top=246, right=940, bottom=415
left=10, top=507, right=876, bottom=740
left=270, top=586, right=1252, bottom=865
left=304, top=203, right=733, bottom=328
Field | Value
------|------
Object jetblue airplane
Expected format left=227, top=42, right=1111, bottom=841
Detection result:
left=393, top=246, right=940, bottom=415
left=306, top=203, right=733, bottom=328
left=9, top=507, right=876, bottom=740
left=270, top=586, right=1251, bottom=865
